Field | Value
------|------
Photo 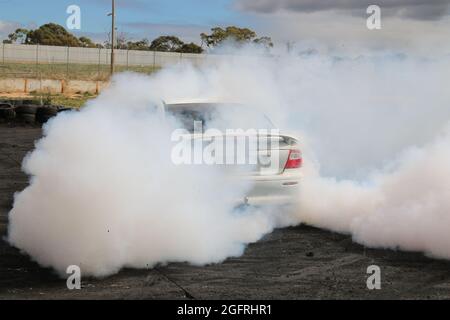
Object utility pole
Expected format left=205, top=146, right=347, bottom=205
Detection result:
left=109, top=0, right=115, bottom=75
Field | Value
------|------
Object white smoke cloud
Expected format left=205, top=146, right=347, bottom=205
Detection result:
left=7, top=72, right=275, bottom=277
left=299, top=127, right=450, bottom=258
left=7, top=49, right=450, bottom=277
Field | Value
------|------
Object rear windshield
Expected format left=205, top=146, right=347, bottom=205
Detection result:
left=166, top=103, right=274, bottom=133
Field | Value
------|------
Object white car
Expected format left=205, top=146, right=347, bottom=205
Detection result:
left=163, top=101, right=302, bottom=207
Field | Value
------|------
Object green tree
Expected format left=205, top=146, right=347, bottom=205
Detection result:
left=5, top=28, right=30, bottom=44
left=78, top=36, right=97, bottom=48
left=149, top=36, right=184, bottom=52
left=27, top=23, right=82, bottom=47
left=252, top=36, right=274, bottom=50
left=126, top=39, right=151, bottom=51
left=178, top=42, right=204, bottom=54
left=200, top=26, right=273, bottom=49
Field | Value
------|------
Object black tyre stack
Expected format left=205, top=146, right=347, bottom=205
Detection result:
left=15, top=105, right=39, bottom=124
left=36, top=106, right=58, bottom=124
left=0, top=103, right=15, bottom=122
left=0, top=100, right=76, bottom=126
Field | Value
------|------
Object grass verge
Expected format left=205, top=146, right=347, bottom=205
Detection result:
left=0, top=62, right=161, bottom=81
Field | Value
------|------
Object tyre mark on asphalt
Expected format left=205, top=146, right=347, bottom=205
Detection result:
left=0, top=153, right=22, bottom=166
left=154, top=267, right=196, bottom=300
left=279, top=254, right=366, bottom=280
left=394, top=268, right=450, bottom=298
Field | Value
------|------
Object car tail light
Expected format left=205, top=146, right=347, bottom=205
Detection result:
left=284, top=149, right=303, bottom=169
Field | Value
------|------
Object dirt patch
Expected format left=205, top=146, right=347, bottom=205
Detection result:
left=0, top=92, right=81, bottom=99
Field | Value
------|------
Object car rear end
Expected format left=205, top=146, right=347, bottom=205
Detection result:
left=164, top=101, right=302, bottom=207
left=237, top=134, right=302, bottom=207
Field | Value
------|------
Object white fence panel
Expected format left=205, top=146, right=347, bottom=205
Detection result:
left=0, top=43, right=210, bottom=67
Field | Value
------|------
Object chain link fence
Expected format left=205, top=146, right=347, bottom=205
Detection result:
left=0, top=43, right=211, bottom=81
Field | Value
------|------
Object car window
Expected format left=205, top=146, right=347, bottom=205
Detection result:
left=166, top=103, right=274, bottom=133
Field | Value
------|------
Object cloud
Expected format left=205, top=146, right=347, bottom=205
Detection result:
left=235, top=0, right=450, bottom=21
left=254, top=11, right=450, bottom=56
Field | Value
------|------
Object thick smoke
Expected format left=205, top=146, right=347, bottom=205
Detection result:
left=7, top=72, right=275, bottom=277
left=299, top=127, right=450, bottom=258
left=7, top=50, right=450, bottom=277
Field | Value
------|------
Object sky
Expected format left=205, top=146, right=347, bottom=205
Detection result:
left=1, top=0, right=450, bottom=55
left=0, top=0, right=246, bottom=43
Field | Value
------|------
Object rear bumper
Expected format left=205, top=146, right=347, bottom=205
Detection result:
left=235, top=172, right=302, bottom=206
